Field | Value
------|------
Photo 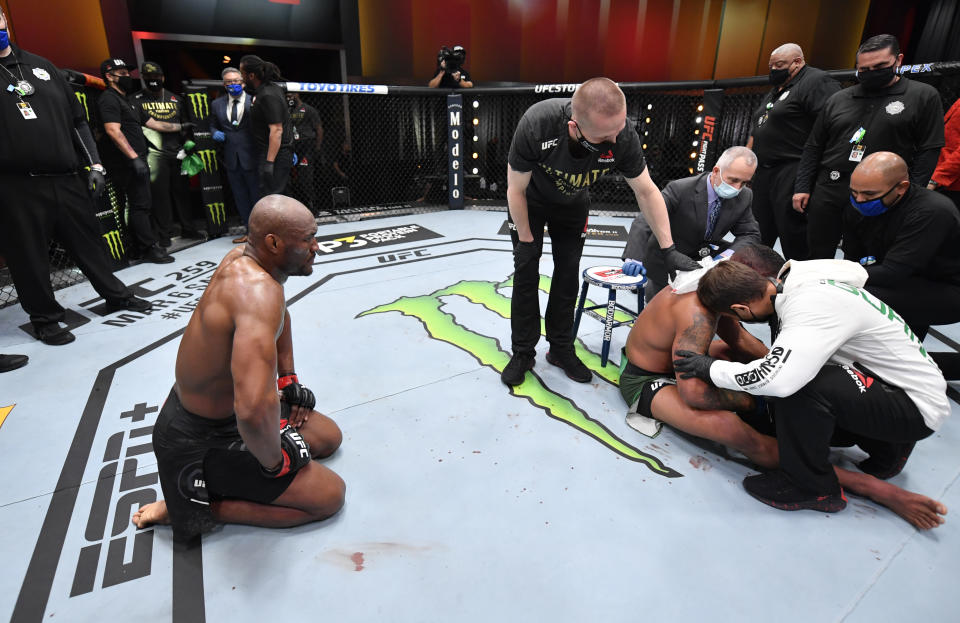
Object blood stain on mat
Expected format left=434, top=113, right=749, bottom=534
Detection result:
left=689, top=456, right=712, bottom=471
left=351, top=552, right=365, bottom=571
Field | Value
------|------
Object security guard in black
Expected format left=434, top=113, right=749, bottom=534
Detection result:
left=795, top=75, right=944, bottom=258
left=0, top=41, right=147, bottom=342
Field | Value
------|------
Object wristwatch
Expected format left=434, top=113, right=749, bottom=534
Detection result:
left=928, top=180, right=940, bottom=190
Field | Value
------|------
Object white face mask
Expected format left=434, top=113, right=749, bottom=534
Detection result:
left=713, top=167, right=741, bottom=199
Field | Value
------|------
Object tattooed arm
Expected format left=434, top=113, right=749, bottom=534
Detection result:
left=673, top=303, right=755, bottom=412
left=715, top=315, right=769, bottom=362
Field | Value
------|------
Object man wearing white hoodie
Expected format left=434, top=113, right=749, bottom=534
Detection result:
left=674, top=259, right=950, bottom=516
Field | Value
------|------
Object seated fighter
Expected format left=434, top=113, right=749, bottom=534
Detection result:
left=621, top=243, right=947, bottom=529
left=133, top=195, right=345, bottom=535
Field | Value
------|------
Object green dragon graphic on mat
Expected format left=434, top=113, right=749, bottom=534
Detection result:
left=358, top=274, right=681, bottom=478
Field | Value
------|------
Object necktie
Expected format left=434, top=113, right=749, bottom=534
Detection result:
left=230, top=98, right=239, bottom=124
left=705, top=196, right=722, bottom=239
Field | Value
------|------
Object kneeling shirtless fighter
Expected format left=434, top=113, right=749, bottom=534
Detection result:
left=621, top=243, right=945, bottom=529
left=133, top=195, right=345, bottom=535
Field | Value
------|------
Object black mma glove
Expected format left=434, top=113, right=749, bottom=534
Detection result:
left=278, top=373, right=316, bottom=411
left=87, top=167, right=106, bottom=198
left=131, top=156, right=150, bottom=179
left=672, top=349, right=717, bottom=383
left=179, top=121, right=197, bottom=141
left=260, top=423, right=312, bottom=478
left=259, top=160, right=275, bottom=192
left=661, top=244, right=700, bottom=281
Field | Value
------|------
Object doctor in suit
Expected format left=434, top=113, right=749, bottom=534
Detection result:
left=623, top=146, right=761, bottom=297
left=210, top=67, right=259, bottom=243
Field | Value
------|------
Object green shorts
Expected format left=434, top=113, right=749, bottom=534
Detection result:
left=618, top=350, right=676, bottom=437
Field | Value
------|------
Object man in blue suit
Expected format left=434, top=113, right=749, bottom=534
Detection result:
left=210, top=67, right=260, bottom=243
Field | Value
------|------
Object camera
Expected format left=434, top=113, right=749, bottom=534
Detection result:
left=438, top=45, right=466, bottom=74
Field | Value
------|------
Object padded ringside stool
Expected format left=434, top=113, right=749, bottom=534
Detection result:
left=572, top=265, right=646, bottom=367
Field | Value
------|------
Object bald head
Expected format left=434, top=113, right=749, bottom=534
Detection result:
left=768, top=43, right=805, bottom=82
left=849, top=151, right=910, bottom=208
left=248, top=194, right=314, bottom=250
left=771, top=43, right=803, bottom=60
left=569, top=77, right=627, bottom=145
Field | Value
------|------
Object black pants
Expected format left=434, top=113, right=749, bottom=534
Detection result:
left=806, top=169, right=850, bottom=259
left=0, top=173, right=132, bottom=327
left=259, top=149, right=293, bottom=196
left=225, top=165, right=261, bottom=227
left=869, top=280, right=960, bottom=379
left=752, top=161, right=808, bottom=260
left=111, top=157, right=158, bottom=250
left=290, top=144, right=318, bottom=211
left=147, top=152, right=196, bottom=238
left=776, top=364, right=933, bottom=493
left=508, top=203, right=588, bottom=357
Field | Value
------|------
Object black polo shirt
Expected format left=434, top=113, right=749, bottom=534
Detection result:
left=796, top=76, right=944, bottom=192
left=250, top=82, right=293, bottom=159
left=508, top=98, right=646, bottom=209
left=749, top=65, right=840, bottom=164
left=0, top=46, right=86, bottom=174
left=843, top=185, right=960, bottom=285
left=98, top=86, right=148, bottom=164
left=290, top=102, right=321, bottom=141
left=131, top=88, right=183, bottom=158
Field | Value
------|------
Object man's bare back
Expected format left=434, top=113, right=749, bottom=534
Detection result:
left=175, top=246, right=286, bottom=420
left=625, top=286, right=709, bottom=374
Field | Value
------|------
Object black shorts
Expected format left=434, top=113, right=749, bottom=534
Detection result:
left=153, top=387, right=297, bottom=536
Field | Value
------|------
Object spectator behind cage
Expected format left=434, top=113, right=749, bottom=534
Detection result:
left=286, top=91, right=324, bottom=214
left=844, top=152, right=960, bottom=380
left=428, top=45, right=473, bottom=88
left=238, top=55, right=294, bottom=196
left=793, top=34, right=944, bottom=259
left=210, top=67, right=259, bottom=244
left=622, top=146, right=761, bottom=298
left=928, top=96, right=960, bottom=213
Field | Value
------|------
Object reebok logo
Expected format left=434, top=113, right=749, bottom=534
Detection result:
left=843, top=365, right=873, bottom=394
left=598, top=149, right=614, bottom=163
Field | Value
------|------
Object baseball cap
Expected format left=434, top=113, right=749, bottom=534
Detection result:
left=141, top=61, right=164, bottom=75
left=100, top=58, right=136, bottom=76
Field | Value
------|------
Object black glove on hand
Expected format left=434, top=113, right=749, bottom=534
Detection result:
left=261, top=424, right=312, bottom=478
left=131, top=156, right=150, bottom=179
left=661, top=244, right=701, bottom=281
left=179, top=121, right=197, bottom=140
left=278, top=373, right=316, bottom=411
left=672, top=349, right=717, bottom=382
left=87, top=169, right=106, bottom=198
left=259, top=160, right=275, bottom=192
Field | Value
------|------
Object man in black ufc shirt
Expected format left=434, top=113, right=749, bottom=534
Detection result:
left=502, top=77, right=697, bottom=386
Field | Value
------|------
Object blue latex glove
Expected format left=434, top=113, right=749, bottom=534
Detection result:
left=292, top=152, right=299, bottom=166
left=621, top=259, right=646, bottom=277
left=212, top=130, right=226, bottom=142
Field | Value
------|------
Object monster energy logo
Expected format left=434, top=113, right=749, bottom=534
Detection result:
left=74, top=91, right=90, bottom=121
left=197, top=149, right=218, bottom=173
left=207, top=202, right=226, bottom=226
left=357, top=274, right=681, bottom=478
left=102, top=229, right=124, bottom=260
left=186, top=92, right=209, bottom=119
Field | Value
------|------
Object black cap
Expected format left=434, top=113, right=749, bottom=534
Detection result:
left=100, top=58, right=135, bottom=76
left=141, top=61, right=163, bottom=75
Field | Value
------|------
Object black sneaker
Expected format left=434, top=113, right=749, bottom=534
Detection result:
left=105, top=296, right=153, bottom=313
left=0, top=354, right=28, bottom=372
left=546, top=349, right=592, bottom=383
left=143, top=245, right=175, bottom=264
left=857, top=441, right=916, bottom=480
left=501, top=353, right=535, bottom=386
left=743, top=471, right=847, bottom=513
left=34, top=323, right=76, bottom=346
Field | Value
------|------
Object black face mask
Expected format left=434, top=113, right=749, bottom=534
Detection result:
left=287, top=98, right=296, bottom=109
left=570, top=119, right=613, bottom=156
left=145, top=78, right=163, bottom=92
left=768, top=67, right=790, bottom=86
left=115, top=75, right=136, bottom=93
left=857, top=64, right=897, bottom=90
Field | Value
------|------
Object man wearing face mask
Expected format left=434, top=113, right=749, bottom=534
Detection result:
left=621, top=146, right=761, bottom=299
left=745, top=43, right=839, bottom=260
left=502, top=77, right=697, bottom=386
left=98, top=58, right=180, bottom=263
left=286, top=91, right=323, bottom=214
left=131, top=62, right=201, bottom=245
left=844, top=152, right=960, bottom=380
left=673, top=258, right=950, bottom=517
left=238, top=55, right=294, bottom=196
left=0, top=13, right=151, bottom=350
left=793, top=34, right=944, bottom=260
left=210, top=67, right=258, bottom=243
